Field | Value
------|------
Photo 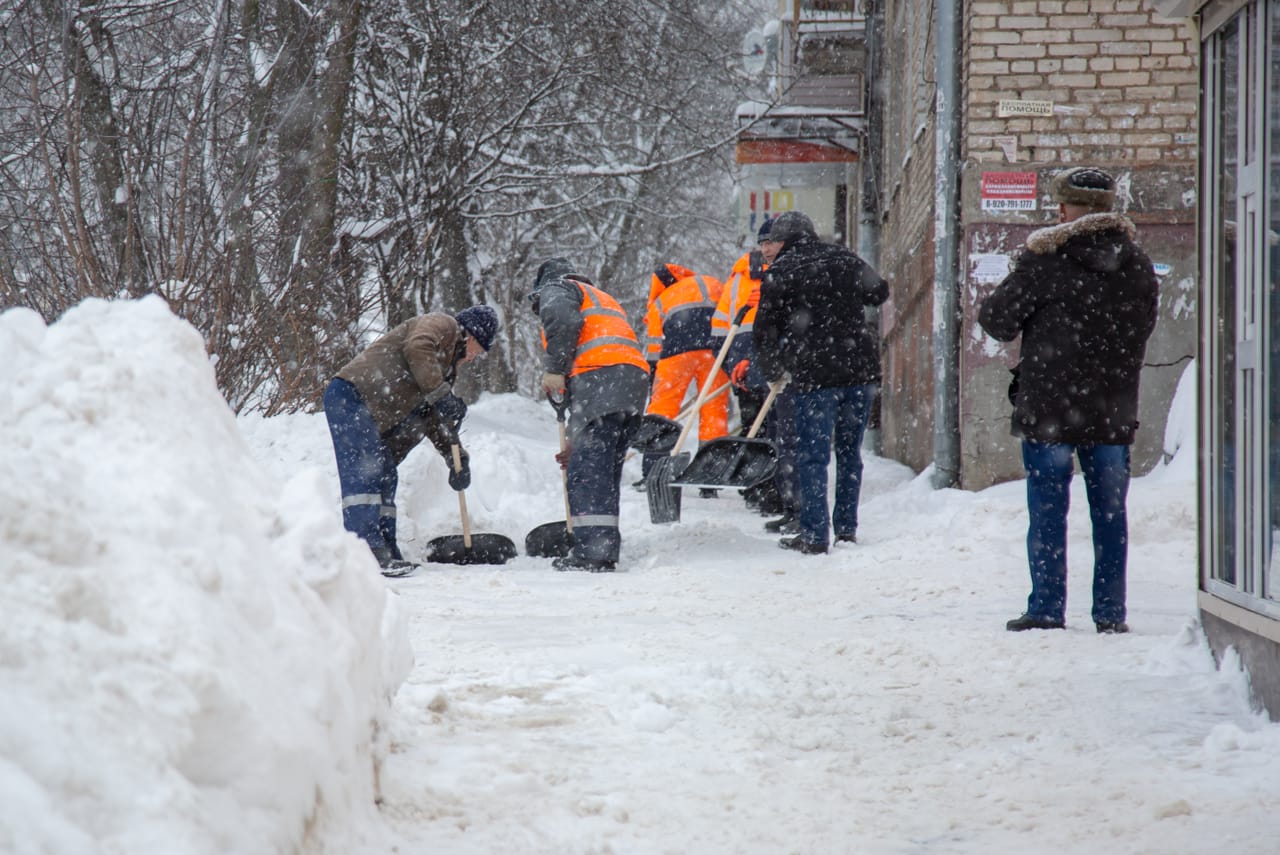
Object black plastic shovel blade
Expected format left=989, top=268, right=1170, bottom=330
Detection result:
left=645, top=451, right=690, bottom=524
left=525, top=521, right=574, bottom=558
left=631, top=414, right=682, bottom=454
left=424, top=533, right=518, bottom=566
left=669, top=438, right=777, bottom=490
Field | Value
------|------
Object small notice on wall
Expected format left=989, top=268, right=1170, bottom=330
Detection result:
left=970, top=253, right=1012, bottom=283
left=992, top=135, right=1018, bottom=162
left=980, top=171, right=1038, bottom=212
left=997, top=99, right=1054, bottom=117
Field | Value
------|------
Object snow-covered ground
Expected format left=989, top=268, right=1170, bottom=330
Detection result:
left=3, top=298, right=1278, bottom=854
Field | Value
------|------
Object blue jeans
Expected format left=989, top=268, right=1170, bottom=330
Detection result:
left=324, top=378, right=397, bottom=554
left=793, top=384, right=877, bottom=547
left=1022, top=441, right=1130, bottom=623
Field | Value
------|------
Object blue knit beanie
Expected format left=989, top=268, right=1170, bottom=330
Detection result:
left=455, top=306, right=498, bottom=351
left=756, top=219, right=773, bottom=243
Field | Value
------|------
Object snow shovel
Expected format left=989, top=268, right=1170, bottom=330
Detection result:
left=525, top=393, right=575, bottom=558
left=670, top=379, right=785, bottom=491
left=426, top=442, right=518, bottom=565
left=646, top=305, right=751, bottom=523
left=631, top=380, right=732, bottom=455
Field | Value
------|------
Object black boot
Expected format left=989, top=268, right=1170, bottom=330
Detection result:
left=372, top=546, right=419, bottom=577
left=1005, top=614, right=1065, bottom=631
left=779, top=536, right=827, bottom=555
left=764, top=511, right=798, bottom=534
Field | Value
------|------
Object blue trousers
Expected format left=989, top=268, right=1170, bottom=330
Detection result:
left=323, top=378, right=399, bottom=556
left=567, top=412, right=639, bottom=563
left=793, top=384, right=877, bottom=547
left=1022, top=441, right=1130, bottom=623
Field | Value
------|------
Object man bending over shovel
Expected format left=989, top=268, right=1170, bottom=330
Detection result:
left=323, top=306, right=498, bottom=575
left=528, top=258, right=649, bottom=572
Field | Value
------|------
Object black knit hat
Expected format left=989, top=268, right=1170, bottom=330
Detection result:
left=455, top=305, right=498, bottom=351
left=756, top=219, right=773, bottom=243
left=765, top=211, right=817, bottom=244
left=1051, top=167, right=1117, bottom=210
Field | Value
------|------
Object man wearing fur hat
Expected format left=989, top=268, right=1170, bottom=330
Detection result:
left=323, top=306, right=499, bottom=575
left=979, top=167, right=1159, bottom=634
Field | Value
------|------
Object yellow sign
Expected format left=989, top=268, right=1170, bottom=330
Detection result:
left=997, top=99, right=1054, bottom=117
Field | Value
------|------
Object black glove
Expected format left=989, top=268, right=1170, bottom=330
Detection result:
left=435, top=394, right=467, bottom=433
left=447, top=448, right=471, bottom=491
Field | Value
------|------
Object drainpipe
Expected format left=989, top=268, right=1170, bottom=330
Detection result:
left=860, top=0, right=884, bottom=455
left=931, top=0, right=963, bottom=489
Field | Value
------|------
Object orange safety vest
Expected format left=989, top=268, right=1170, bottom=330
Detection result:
left=543, top=281, right=649, bottom=377
left=711, top=251, right=766, bottom=337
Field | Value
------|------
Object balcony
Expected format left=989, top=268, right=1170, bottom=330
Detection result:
left=776, top=0, right=866, bottom=114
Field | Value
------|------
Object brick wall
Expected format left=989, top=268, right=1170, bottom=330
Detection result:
left=877, top=0, right=941, bottom=470
left=966, top=1, right=1198, bottom=166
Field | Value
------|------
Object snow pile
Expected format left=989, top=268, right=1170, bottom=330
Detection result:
left=0, top=297, right=410, bottom=854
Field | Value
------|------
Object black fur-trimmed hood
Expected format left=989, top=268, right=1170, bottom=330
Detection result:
left=1024, top=212, right=1139, bottom=275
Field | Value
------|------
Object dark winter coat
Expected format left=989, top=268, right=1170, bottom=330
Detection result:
left=754, top=235, right=889, bottom=391
left=335, top=313, right=464, bottom=462
left=978, top=212, right=1159, bottom=446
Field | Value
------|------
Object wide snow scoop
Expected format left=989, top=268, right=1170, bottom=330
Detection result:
left=670, top=380, right=784, bottom=491
left=646, top=306, right=749, bottom=523
left=525, top=393, right=575, bottom=558
left=426, top=443, right=518, bottom=566
left=631, top=380, right=732, bottom=455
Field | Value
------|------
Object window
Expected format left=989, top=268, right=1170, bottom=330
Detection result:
left=797, top=34, right=865, bottom=77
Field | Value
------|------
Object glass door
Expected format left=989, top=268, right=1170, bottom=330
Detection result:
left=1202, top=0, right=1280, bottom=613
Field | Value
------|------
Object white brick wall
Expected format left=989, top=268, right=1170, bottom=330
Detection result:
left=965, top=0, right=1197, bottom=165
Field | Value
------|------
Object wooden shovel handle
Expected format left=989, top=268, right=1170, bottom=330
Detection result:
left=670, top=305, right=751, bottom=457
left=557, top=420, right=573, bottom=534
left=746, top=381, right=786, bottom=439
left=450, top=443, right=472, bottom=548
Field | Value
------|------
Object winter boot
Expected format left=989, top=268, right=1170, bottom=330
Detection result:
left=372, top=546, right=419, bottom=577
left=1005, top=614, right=1065, bottom=631
left=764, top=510, right=799, bottom=534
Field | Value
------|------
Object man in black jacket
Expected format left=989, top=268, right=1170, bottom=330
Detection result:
left=754, top=211, right=890, bottom=554
left=979, top=167, right=1158, bottom=634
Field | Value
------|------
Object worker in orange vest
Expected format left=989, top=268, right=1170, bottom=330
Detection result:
left=642, top=263, right=729, bottom=494
left=528, top=257, right=650, bottom=572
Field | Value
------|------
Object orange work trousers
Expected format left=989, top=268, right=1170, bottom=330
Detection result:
left=647, top=350, right=729, bottom=442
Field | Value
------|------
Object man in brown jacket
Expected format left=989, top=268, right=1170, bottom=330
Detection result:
left=323, top=306, right=497, bottom=574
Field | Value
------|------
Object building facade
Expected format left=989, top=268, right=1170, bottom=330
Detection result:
left=875, top=1, right=1199, bottom=489
left=735, top=2, right=867, bottom=246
